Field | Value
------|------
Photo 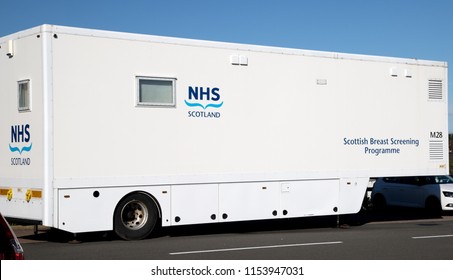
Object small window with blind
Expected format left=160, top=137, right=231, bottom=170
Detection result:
left=18, top=79, right=31, bottom=112
left=136, top=77, right=176, bottom=107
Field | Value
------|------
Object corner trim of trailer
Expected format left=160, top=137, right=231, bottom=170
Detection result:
left=41, top=26, right=55, bottom=227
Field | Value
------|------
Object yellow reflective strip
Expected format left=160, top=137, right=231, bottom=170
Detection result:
left=31, top=190, right=42, bottom=198
left=0, top=188, right=10, bottom=196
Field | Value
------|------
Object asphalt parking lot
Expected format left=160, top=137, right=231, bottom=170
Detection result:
left=10, top=208, right=453, bottom=259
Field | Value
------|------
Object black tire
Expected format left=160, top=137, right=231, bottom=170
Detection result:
left=372, top=194, right=387, bottom=212
left=425, top=196, right=441, bottom=216
left=114, top=192, right=158, bottom=240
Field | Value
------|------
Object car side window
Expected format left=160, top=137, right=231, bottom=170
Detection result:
left=398, top=177, right=411, bottom=185
left=424, top=177, right=434, bottom=184
left=411, top=177, right=420, bottom=185
left=383, top=177, right=399, bottom=183
left=411, top=177, right=426, bottom=186
left=397, top=177, right=421, bottom=186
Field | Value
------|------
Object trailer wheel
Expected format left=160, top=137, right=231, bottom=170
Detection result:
left=114, top=192, right=158, bottom=240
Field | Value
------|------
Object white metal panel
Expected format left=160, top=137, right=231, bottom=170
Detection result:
left=337, top=178, right=369, bottom=214
left=45, top=25, right=448, bottom=187
left=219, top=182, right=281, bottom=222
left=58, top=188, right=115, bottom=232
left=58, top=185, right=170, bottom=233
left=0, top=28, right=46, bottom=223
left=0, top=188, right=42, bottom=220
left=171, top=184, right=218, bottom=226
left=50, top=31, right=447, bottom=186
left=0, top=32, right=45, bottom=182
left=280, top=180, right=340, bottom=217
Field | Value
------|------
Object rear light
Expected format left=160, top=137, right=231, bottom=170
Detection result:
left=0, top=214, right=25, bottom=260
left=9, top=239, right=25, bottom=260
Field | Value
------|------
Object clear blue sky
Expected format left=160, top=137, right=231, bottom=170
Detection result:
left=1, top=0, right=452, bottom=131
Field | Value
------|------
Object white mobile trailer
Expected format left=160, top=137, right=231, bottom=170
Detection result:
left=0, top=25, right=448, bottom=240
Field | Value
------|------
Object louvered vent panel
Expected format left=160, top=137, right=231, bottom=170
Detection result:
left=428, top=80, right=443, bottom=100
left=429, top=140, right=444, bottom=160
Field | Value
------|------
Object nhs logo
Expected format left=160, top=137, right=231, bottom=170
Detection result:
left=185, top=86, right=223, bottom=118
left=10, top=124, right=32, bottom=154
left=9, top=124, right=32, bottom=166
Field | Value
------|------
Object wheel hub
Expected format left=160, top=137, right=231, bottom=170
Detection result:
left=121, top=200, right=149, bottom=230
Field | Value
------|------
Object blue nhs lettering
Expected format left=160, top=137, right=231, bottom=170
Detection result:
left=185, top=86, right=223, bottom=118
left=188, top=87, right=220, bottom=101
left=11, top=124, right=30, bottom=143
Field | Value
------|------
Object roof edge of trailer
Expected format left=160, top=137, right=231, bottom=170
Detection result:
left=1, top=24, right=448, bottom=68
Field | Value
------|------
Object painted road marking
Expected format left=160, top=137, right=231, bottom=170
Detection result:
left=412, top=234, right=453, bottom=239
left=170, top=241, right=343, bottom=255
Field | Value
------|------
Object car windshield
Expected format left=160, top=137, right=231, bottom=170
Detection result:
left=382, top=176, right=453, bottom=185
left=428, top=176, right=453, bottom=184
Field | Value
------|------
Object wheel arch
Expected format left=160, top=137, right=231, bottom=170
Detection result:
left=425, top=195, right=441, bottom=212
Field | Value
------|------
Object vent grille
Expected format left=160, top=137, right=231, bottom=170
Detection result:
left=428, top=80, right=443, bottom=100
left=429, top=140, right=444, bottom=160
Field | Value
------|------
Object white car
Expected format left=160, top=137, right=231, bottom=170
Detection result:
left=371, top=176, right=453, bottom=212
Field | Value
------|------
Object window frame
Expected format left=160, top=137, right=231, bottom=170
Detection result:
left=136, top=76, right=176, bottom=107
left=18, top=79, right=31, bottom=112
